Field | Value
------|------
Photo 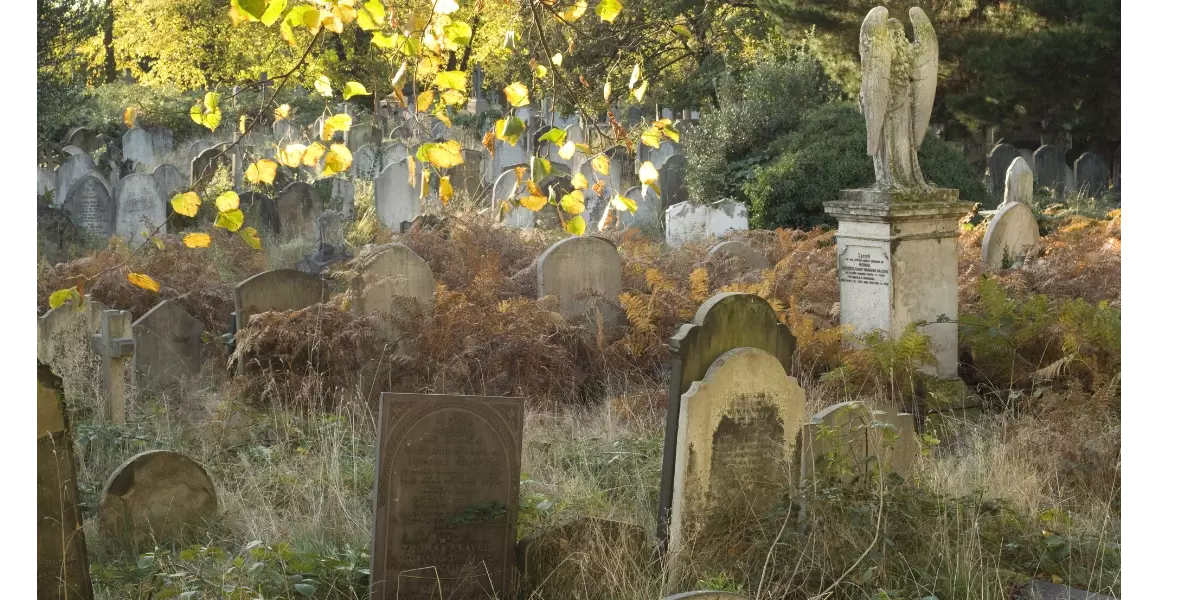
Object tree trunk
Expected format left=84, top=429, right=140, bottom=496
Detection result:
left=102, top=0, right=116, bottom=83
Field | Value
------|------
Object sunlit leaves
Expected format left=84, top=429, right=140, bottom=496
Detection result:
left=128, top=272, right=161, bottom=293
left=482, top=130, right=496, bottom=155
left=564, top=214, right=587, bottom=235
left=495, top=117, right=526, bottom=146
left=322, top=12, right=344, bottom=33
left=519, top=194, right=548, bottom=211
left=215, top=191, right=240, bottom=213
left=332, top=4, right=356, bottom=24
left=48, top=288, right=79, bottom=309
left=246, top=159, right=278, bottom=184
left=371, top=32, right=395, bottom=48
left=274, top=104, right=290, bottom=120
left=551, top=53, right=563, bottom=66
left=603, top=80, right=611, bottom=102
left=434, top=107, right=452, bottom=127
left=416, top=90, right=435, bottom=112
left=260, top=0, right=286, bottom=25
left=215, top=209, right=245, bottom=232
left=534, top=63, right=549, bottom=79
left=323, top=144, right=352, bottom=176
left=504, top=82, right=530, bottom=107
left=392, top=63, right=407, bottom=87
left=560, top=190, right=585, bottom=214
left=190, top=92, right=221, bottom=131
left=531, top=156, right=553, bottom=179
left=571, top=172, right=588, bottom=190
left=592, top=154, right=611, bottom=176
left=322, top=113, right=352, bottom=141
left=434, top=71, right=467, bottom=92
left=593, top=180, right=606, bottom=196
left=123, top=106, right=137, bottom=128
left=416, top=140, right=464, bottom=169
left=439, top=175, right=454, bottom=205
left=540, top=128, right=567, bottom=145
left=597, top=0, right=622, bottom=23
left=183, top=233, right=212, bottom=248
left=302, top=142, right=327, bottom=167
left=314, top=75, right=333, bottom=97
left=434, top=0, right=460, bottom=14
left=611, top=193, right=638, bottom=213
left=641, top=125, right=662, bottom=149
left=559, top=141, right=576, bottom=160
left=278, top=143, right=307, bottom=168
left=358, top=0, right=384, bottom=30
left=673, top=24, right=692, bottom=38
left=170, top=192, right=201, bottom=217
left=443, top=22, right=472, bottom=48
left=236, top=0, right=267, bottom=20
left=240, top=227, right=262, bottom=250
left=632, top=80, right=648, bottom=102
left=560, top=0, right=588, bottom=21
left=639, top=161, right=658, bottom=185
left=343, top=81, right=370, bottom=100
left=629, top=63, right=641, bottom=89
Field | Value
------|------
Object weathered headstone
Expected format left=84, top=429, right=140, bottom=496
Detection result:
left=537, top=236, right=623, bottom=325
left=374, top=159, right=421, bottom=230
left=707, top=241, right=769, bottom=270
left=1073, top=152, right=1108, bottom=198
left=658, top=153, right=689, bottom=210
left=489, top=139, right=528, bottom=184
left=152, top=164, right=186, bottom=198
left=90, top=309, right=134, bottom=424
left=148, top=127, right=174, bottom=156
left=38, top=296, right=107, bottom=369
left=986, top=143, right=1021, bottom=199
left=313, top=177, right=355, bottom=221
left=491, top=166, right=534, bottom=228
left=37, top=364, right=95, bottom=600
left=981, top=200, right=1040, bottom=270
left=63, top=173, right=115, bottom=241
left=270, top=181, right=322, bottom=240
left=296, top=210, right=352, bottom=274
left=238, top=191, right=278, bottom=234
left=234, top=269, right=324, bottom=333
left=352, top=243, right=435, bottom=316
left=273, top=119, right=300, bottom=143
left=1003, top=156, right=1034, bottom=206
left=799, top=401, right=919, bottom=484
left=188, top=140, right=215, bottom=161
left=668, top=347, right=806, bottom=565
left=122, top=128, right=156, bottom=167
left=130, top=299, right=204, bottom=392
left=1019, top=148, right=1035, bottom=171
left=370, top=393, right=523, bottom=600
left=99, top=450, right=218, bottom=546
left=448, top=150, right=486, bottom=200
left=516, top=518, right=646, bottom=598
left=656, top=293, right=796, bottom=553
left=191, top=144, right=233, bottom=190
left=351, top=144, right=381, bottom=179
left=37, top=206, right=85, bottom=263
left=61, top=145, right=87, bottom=157
left=115, top=174, right=167, bottom=245
left=640, top=139, right=680, bottom=173
left=64, top=126, right=101, bottom=154
left=665, top=200, right=749, bottom=247
left=55, top=153, right=97, bottom=207
left=1033, top=145, right=1067, bottom=196
left=38, top=166, right=57, bottom=199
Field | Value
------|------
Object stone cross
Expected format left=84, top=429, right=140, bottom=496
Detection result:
left=90, top=309, right=134, bottom=424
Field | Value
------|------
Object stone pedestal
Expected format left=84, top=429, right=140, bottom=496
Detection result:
left=823, top=189, right=971, bottom=379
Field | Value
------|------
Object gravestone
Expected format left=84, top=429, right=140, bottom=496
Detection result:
left=374, top=159, right=420, bottom=230
left=37, top=364, right=94, bottom=600
left=63, top=173, right=115, bottom=241
left=707, top=241, right=769, bottom=270
left=90, top=309, right=134, bottom=424
left=491, top=166, right=534, bottom=228
left=1062, top=163, right=1076, bottom=196
left=152, top=164, right=186, bottom=198
left=314, top=177, right=355, bottom=220
left=296, top=210, right=352, bottom=274
left=188, top=140, right=215, bottom=161
left=516, top=518, right=646, bottom=598
left=352, top=244, right=435, bottom=316
left=148, top=127, right=174, bottom=156
left=191, top=144, right=233, bottom=190
left=99, top=450, right=218, bottom=546
left=271, top=181, right=322, bottom=240
left=641, top=139, right=680, bottom=173
left=1004, top=156, right=1034, bottom=206
left=1019, top=148, right=1035, bottom=171
left=1033, top=145, right=1067, bottom=196
left=799, top=401, right=919, bottom=484
left=668, top=347, right=806, bottom=565
left=370, top=393, right=523, bottom=600
left=234, top=269, right=325, bottom=333
left=274, top=119, right=300, bottom=143
left=62, top=146, right=87, bottom=156
left=239, top=191, right=278, bottom=234
left=38, top=206, right=85, bottom=263
left=665, top=200, right=749, bottom=247
left=537, top=236, right=623, bottom=325
left=38, top=166, right=56, bottom=199
left=658, top=153, right=689, bottom=210
left=115, top=174, right=167, bottom=245
left=351, top=144, right=381, bottom=179
left=448, top=150, right=486, bottom=200
left=38, top=296, right=107, bottom=369
left=131, top=299, right=204, bottom=392
left=656, top=292, right=796, bottom=553
left=490, top=139, right=528, bottom=184
left=602, top=185, right=659, bottom=232
left=986, top=143, right=1021, bottom=199
left=981, top=200, right=1040, bottom=270
left=55, top=153, right=98, bottom=207
left=64, top=126, right=101, bottom=154
left=1074, top=152, right=1108, bottom=198
left=122, top=128, right=156, bottom=167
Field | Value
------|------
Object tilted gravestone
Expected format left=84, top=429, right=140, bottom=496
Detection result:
left=1018, top=148, right=1035, bottom=171
left=707, top=241, right=769, bottom=270
left=131, top=299, right=204, bottom=392
left=986, top=143, right=1021, bottom=199
left=269, top=181, right=322, bottom=240
left=152, top=164, right=186, bottom=198
left=37, top=364, right=95, bottom=600
left=668, top=347, right=806, bottom=567
left=1003, top=156, right=1034, bottom=206
left=121, top=128, right=156, bottom=167
left=1073, top=152, right=1108, bottom=198
left=981, top=200, right=1040, bottom=271
left=313, top=177, right=355, bottom=221
left=537, top=236, right=623, bottom=325
left=1032, top=145, right=1067, bottom=196
left=658, top=153, right=689, bottom=210
left=516, top=518, right=646, bottom=599
left=38, top=166, right=56, bottom=199
left=115, top=174, right=167, bottom=245
left=370, top=393, right=523, bottom=600
left=374, top=159, right=420, bottom=230
left=491, top=165, right=533, bottom=228
left=38, top=296, right=107, bottom=369
left=55, top=153, right=97, bottom=207
left=38, top=206, right=85, bottom=264
left=799, top=401, right=919, bottom=485
left=63, top=172, right=115, bottom=241
left=99, top=450, right=218, bottom=546
left=656, top=292, right=796, bottom=553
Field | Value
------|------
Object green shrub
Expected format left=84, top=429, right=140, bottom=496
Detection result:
left=745, top=103, right=988, bottom=229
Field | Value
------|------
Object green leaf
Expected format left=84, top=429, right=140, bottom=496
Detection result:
left=48, top=288, right=79, bottom=309
left=433, top=71, right=467, bottom=92
left=531, top=156, right=552, bottom=179
left=641, top=125, right=661, bottom=149
left=539, top=128, right=567, bottom=146
left=215, top=209, right=245, bottom=232
left=611, top=193, right=637, bottom=214
left=443, top=22, right=472, bottom=48
left=294, top=582, right=316, bottom=596
left=342, top=81, right=370, bottom=100
left=203, top=91, right=220, bottom=112
left=238, top=0, right=267, bottom=19
left=673, top=24, right=691, bottom=38
left=495, top=117, right=526, bottom=146
left=286, top=5, right=316, bottom=27
left=415, top=140, right=464, bottom=169
left=240, top=227, right=262, bottom=250
left=260, top=0, right=286, bottom=25
left=371, top=32, right=395, bottom=48
left=189, top=104, right=203, bottom=126
left=358, top=0, right=384, bottom=30
left=565, top=215, right=587, bottom=235
left=596, top=0, right=622, bottom=23
left=202, top=110, right=222, bottom=132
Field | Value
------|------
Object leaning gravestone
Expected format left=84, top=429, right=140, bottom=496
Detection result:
left=537, top=236, right=623, bottom=324
left=115, top=174, right=167, bottom=246
left=38, top=206, right=85, bottom=264
left=668, top=347, right=806, bottom=565
left=271, top=181, right=322, bottom=240
left=799, top=401, right=919, bottom=485
left=191, top=144, right=233, bottom=190
left=1074, top=152, right=1108, bottom=198
left=981, top=200, right=1040, bottom=271
left=313, top=177, right=355, bottom=220
left=1004, top=156, right=1034, bottom=206
left=656, top=292, right=796, bottom=553
left=658, top=153, right=689, bottom=210
left=374, top=159, right=420, bottom=230
left=371, top=393, right=523, bottom=600
left=37, top=363, right=95, bottom=600
left=131, top=299, right=204, bottom=392
left=1032, top=145, right=1067, bottom=196
left=63, top=173, right=115, bottom=241
left=707, top=241, right=769, bottom=270
left=986, top=143, right=1021, bottom=199
left=121, top=128, right=156, bottom=167
left=516, top=518, right=646, bottom=599
left=152, top=163, right=186, bottom=198
left=55, top=153, right=97, bottom=207
left=99, top=450, right=218, bottom=546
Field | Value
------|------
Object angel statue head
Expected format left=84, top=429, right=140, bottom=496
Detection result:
left=859, top=6, right=938, bottom=192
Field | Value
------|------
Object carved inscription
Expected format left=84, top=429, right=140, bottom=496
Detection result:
left=75, top=179, right=108, bottom=235
left=839, top=245, right=890, bottom=287
left=706, top=402, right=785, bottom=510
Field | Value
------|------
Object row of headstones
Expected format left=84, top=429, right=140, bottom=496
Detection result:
left=986, top=143, right=1114, bottom=200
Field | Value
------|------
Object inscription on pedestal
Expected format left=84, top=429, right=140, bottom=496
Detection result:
left=839, top=245, right=890, bottom=287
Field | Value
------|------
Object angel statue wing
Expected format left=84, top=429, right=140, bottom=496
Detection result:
left=909, top=7, right=939, bottom=146
left=859, top=6, right=891, bottom=157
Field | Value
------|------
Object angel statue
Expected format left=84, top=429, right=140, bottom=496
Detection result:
left=859, top=6, right=938, bottom=191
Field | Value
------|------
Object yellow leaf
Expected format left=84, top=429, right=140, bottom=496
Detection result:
left=342, top=81, right=370, bottom=100
left=274, top=104, right=291, bottom=120
left=303, top=142, right=327, bottom=167
left=239, top=226, right=262, bottom=250
left=416, top=90, right=435, bottom=113
left=323, top=144, right=353, bottom=176
left=482, top=130, right=496, bottom=155
left=183, top=233, right=211, bottom=248
left=560, top=0, right=588, bottom=21
left=127, top=272, right=161, bottom=293
left=170, top=192, right=201, bottom=217
left=565, top=214, right=587, bottom=235
left=603, top=79, right=611, bottom=102
left=216, top=191, right=241, bottom=212
left=611, top=192, right=637, bottom=214
left=641, top=125, right=661, bottom=148
left=534, top=64, right=548, bottom=79
left=278, top=143, right=307, bottom=168
left=314, top=75, right=333, bottom=97
left=592, top=154, right=611, bottom=176
left=440, top=175, right=454, bottom=205
left=48, top=288, right=79, bottom=309
left=434, top=108, right=452, bottom=128
left=434, top=0, right=459, bottom=14
left=322, top=12, right=344, bottom=33
left=592, top=180, right=607, bottom=196
left=239, top=114, right=248, bottom=134
left=245, top=159, right=278, bottom=184
left=322, top=113, right=353, bottom=141
left=420, top=168, right=430, bottom=200
left=551, top=53, right=563, bottom=66
left=527, top=179, right=543, bottom=197
left=434, top=70, right=467, bottom=92
left=215, top=209, right=245, bottom=232
left=571, top=172, right=588, bottom=190
left=504, top=82, right=530, bottom=107
left=514, top=166, right=527, bottom=185
left=418, top=140, right=464, bottom=169
left=407, top=156, right=416, bottom=186
left=440, top=88, right=467, bottom=106
left=559, top=141, right=576, bottom=160
left=123, top=106, right=137, bottom=128
left=632, top=79, right=648, bottom=102
left=629, top=63, right=641, bottom=89
left=333, top=4, right=357, bottom=24
left=519, top=194, right=548, bottom=211
left=596, top=0, right=622, bottom=22
left=392, top=63, right=407, bottom=87
left=560, top=190, right=585, bottom=215
left=639, top=160, right=658, bottom=185
left=663, top=125, right=681, bottom=143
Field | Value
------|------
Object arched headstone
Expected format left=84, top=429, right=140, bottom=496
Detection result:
left=54, top=153, right=97, bottom=207
left=491, top=166, right=534, bottom=228
left=981, top=201, right=1040, bottom=270
left=64, top=126, right=101, bottom=154
left=313, top=177, right=355, bottom=220
left=1074, top=152, right=1108, bottom=198
left=115, top=174, right=167, bottom=245
left=191, top=144, right=233, bottom=190
left=537, top=236, right=623, bottom=325
left=234, top=269, right=324, bottom=332
left=1033, top=145, right=1067, bottom=196
left=658, top=153, right=689, bottom=210
left=99, top=450, right=217, bottom=545
left=374, top=159, right=420, bottom=230
left=1003, top=156, right=1034, bottom=206
left=152, top=163, right=186, bottom=198
left=63, top=172, right=115, bottom=241
left=707, top=241, right=769, bottom=269
left=148, top=127, right=174, bottom=155
left=986, top=143, right=1021, bottom=199
left=271, top=181, right=322, bottom=240
left=122, top=128, right=156, bottom=167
